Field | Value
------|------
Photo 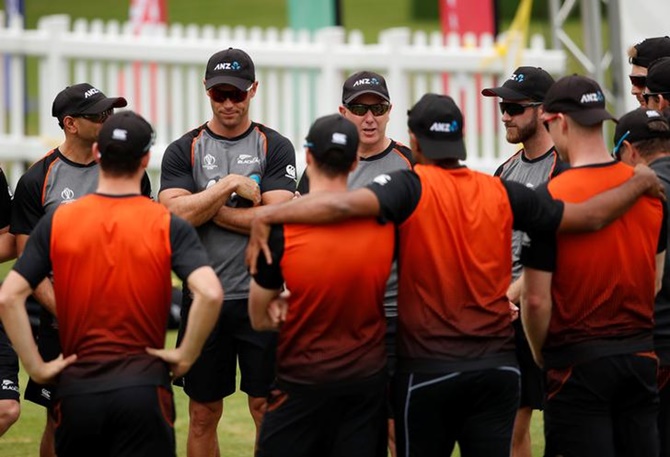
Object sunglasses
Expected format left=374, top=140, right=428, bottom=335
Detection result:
left=642, top=92, right=670, bottom=104
left=75, top=109, right=113, bottom=124
left=629, top=75, right=647, bottom=88
left=208, top=87, right=250, bottom=103
left=345, top=103, right=391, bottom=116
left=498, top=101, right=542, bottom=116
left=542, top=113, right=560, bottom=132
left=612, top=130, right=630, bottom=160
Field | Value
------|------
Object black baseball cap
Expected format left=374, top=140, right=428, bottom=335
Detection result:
left=407, top=93, right=466, bottom=160
left=305, top=114, right=359, bottom=163
left=614, top=108, right=670, bottom=146
left=52, top=83, right=127, bottom=122
left=97, top=111, right=155, bottom=159
left=481, top=66, right=555, bottom=101
left=205, top=48, right=255, bottom=91
left=647, top=57, right=670, bottom=94
left=342, top=71, right=390, bottom=104
left=544, top=75, right=616, bottom=126
left=630, top=36, right=670, bottom=68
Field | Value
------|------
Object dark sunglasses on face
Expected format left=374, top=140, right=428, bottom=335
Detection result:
left=498, top=101, right=542, bottom=116
left=209, top=87, right=250, bottom=103
left=76, top=109, right=113, bottom=124
left=629, top=75, right=647, bottom=88
left=345, top=103, right=391, bottom=116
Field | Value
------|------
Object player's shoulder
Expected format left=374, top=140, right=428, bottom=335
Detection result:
left=18, top=149, right=61, bottom=186
left=167, top=124, right=208, bottom=152
left=252, top=122, right=293, bottom=148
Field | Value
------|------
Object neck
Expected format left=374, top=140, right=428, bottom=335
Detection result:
left=96, top=170, right=143, bottom=195
left=59, top=137, right=95, bottom=165
left=207, top=118, right=252, bottom=138
left=566, top=132, right=612, bottom=167
left=645, top=151, right=670, bottom=165
left=308, top=172, right=349, bottom=193
left=522, top=130, right=555, bottom=160
left=358, top=137, right=391, bottom=159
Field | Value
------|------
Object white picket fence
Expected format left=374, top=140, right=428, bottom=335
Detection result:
left=0, top=13, right=566, bottom=189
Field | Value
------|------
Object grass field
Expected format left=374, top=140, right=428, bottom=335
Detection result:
left=0, top=1, right=578, bottom=455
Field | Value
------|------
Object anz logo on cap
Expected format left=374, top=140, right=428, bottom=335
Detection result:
left=580, top=91, right=604, bottom=104
left=429, top=120, right=459, bottom=133
left=509, top=73, right=525, bottom=83
left=213, top=61, right=242, bottom=71
left=353, top=78, right=380, bottom=87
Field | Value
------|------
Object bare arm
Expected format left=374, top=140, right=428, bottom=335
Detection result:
left=559, top=163, right=664, bottom=232
left=158, top=174, right=261, bottom=227
left=211, top=189, right=294, bottom=235
left=248, top=279, right=286, bottom=331
left=0, top=271, right=76, bottom=383
left=146, top=266, right=223, bottom=378
left=657, top=252, right=666, bottom=296
left=245, top=188, right=381, bottom=274
left=0, top=226, right=16, bottom=263
left=507, top=276, right=523, bottom=305
left=16, top=234, right=55, bottom=316
left=520, top=268, right=553, bottom=369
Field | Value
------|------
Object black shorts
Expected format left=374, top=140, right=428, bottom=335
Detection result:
left=544, top=353, right=659, bottom=457
left=513, top=318, right=545, bottom=409
left=394, top=366, right=520, bottom=457
left=175, top=297, right=276, bottom=402
left=0, top=326, right=20, bottom=401
left=53, top=385, right=175, bottom=457
left=257, top=371, right=387, bottom=457
left=25, top=310, right=60, bottom=407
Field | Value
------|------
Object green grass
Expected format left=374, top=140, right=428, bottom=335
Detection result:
left=0, top=330, right=257, bottom=457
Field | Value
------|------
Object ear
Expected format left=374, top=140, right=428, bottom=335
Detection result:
left=305, top=149, right=314, bottom=166
left=248, top=81, right=259, bottom=98
left=338, top=105, right=347, bottom=116
left=349, top=157, right=358, bottom=173
left=141, top=151, right=151, bottom=169
left=92, top=142, right=101, bottom=163
left=62, top=116, right=77, bottom=134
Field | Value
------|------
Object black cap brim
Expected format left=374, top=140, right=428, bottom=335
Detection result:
left=567, top=108, right=618, bottom=126
left=205, top=76, right=254, bottom=91
left=416, top=136, right=467, bottom=160
left=481, top=86, right=528, bottom=100
left=79, top=97, right=127, bottom=115
left=343, top=89, right=390, bottom=104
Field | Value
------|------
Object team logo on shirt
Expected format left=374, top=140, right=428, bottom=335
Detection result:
left=1, top=379, right=18, bottom=392
left=373, top=174, right=391, bottom=185
left=285, top=165, right=296, bottom=181
left=237, top=154, right=260, bottom=165
left=60, top=187, right=75, bottom=203
left=203, top=154, right=218, bottom=170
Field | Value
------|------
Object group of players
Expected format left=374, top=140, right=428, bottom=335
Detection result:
left=0, top=34, right=668, bottom=457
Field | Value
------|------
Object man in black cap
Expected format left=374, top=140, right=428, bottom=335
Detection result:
left=628, top=36, right=670, bottom=106
left=297, top=70, right=412, bottom=456
left=614, top=107, right=670, bottom=457
left=645, top=56, right=670, bottom=112
left=9, top=82, right=151, bottom=457
left=482, top=66, right=566, bottom=457
left=245, top=93, right=663, bottom=457
left=0, top=111, right=223, bottom=457
left=249, top=113, right=393, bottom=457
left=523, top=76, right=666, bottom=456
left=159, top=47, right=296, bottom=455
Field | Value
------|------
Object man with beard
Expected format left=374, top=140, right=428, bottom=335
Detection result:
left=482, top=66, right=566, bottom=457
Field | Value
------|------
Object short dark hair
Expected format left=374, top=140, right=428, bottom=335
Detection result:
left=312, top=147, right=355, bottom=177
left=99, top=143, right=144, bottom=177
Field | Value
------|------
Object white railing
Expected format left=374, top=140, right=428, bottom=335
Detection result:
left=0, top=13, right=566, bottom=190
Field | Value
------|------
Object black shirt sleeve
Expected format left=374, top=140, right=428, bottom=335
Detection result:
left=550, top=157, right=570, bottom=179
left=10, top=166, right=46, bottom=235
left=659, top=201, right=668, bottom=254
left=366, top=169, right=422, bottom=224
left=0, top=168, right=12, bottom=229
left=260, top=128, right=296, bottom=193
left=502, top=180, right=564, bottom=233
left=13, top=212, right=54, bottom=288
left=169, top=215, right=211, bottom=281
left=252, top=224, right=285, bottom=290
left=140, top=172, right=153, bottom=199
left=159, top=132, right=199, bottom=194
